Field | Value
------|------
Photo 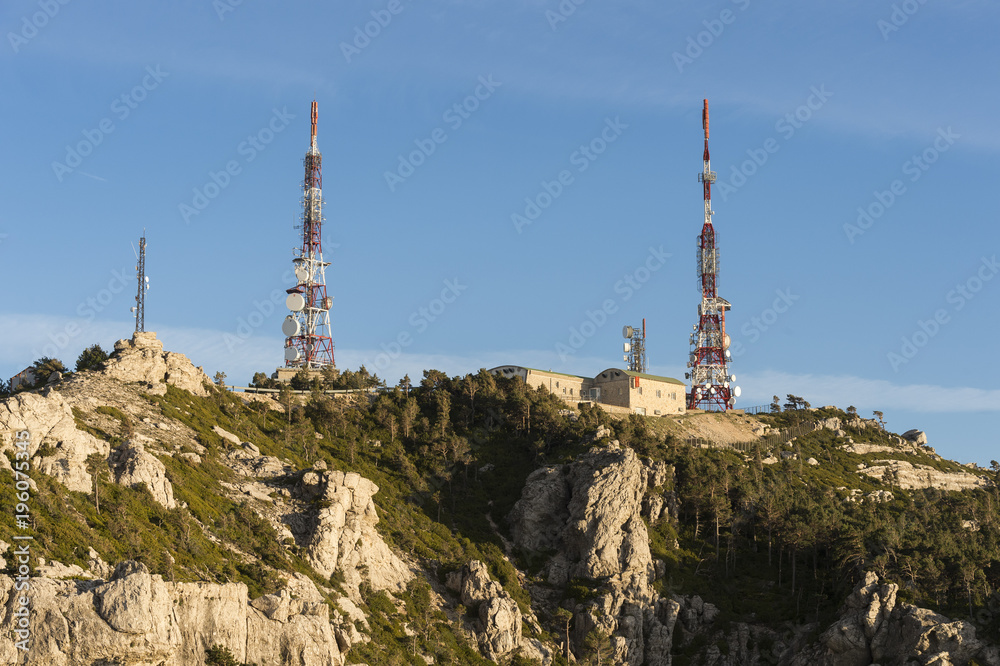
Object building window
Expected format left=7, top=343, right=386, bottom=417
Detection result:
left=656, top=390, right=661, bottom=398
left=556, top=381, right=559, bottom=388
left=638, top=387, right=643, bottom=395
left=562, top=388, right=566, bottom=394
left=570, top=388, right=574, bottom=396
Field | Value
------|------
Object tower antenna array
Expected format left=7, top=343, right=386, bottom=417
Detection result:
left=282, top=100, right=335, bottom=369
left=687, top=100, right=740, bottom=410
left=132, top=231, right=148, bottom=333
left=622, top=318, right=648, bottom=374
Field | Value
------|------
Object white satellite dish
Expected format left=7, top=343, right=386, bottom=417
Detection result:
left=294, top=266, right=310, bottom=283
left=284, top=347, right=300, bottom=362
left=730, top=374, right=736, bottom=382
left=733, top=386, right=742, bottom=398
left=623, top=325, right=634, bottom=339
left=725, top=349, right=731, bottom=359
left=624, top=343, right=631, bottom=353
left=281, top=316, right=300, bottom=337
left=723, top=334, right=731, bottom=349
left=286, top=293, right=306, bottom=312
left=623, top=355, right=628, bottom=362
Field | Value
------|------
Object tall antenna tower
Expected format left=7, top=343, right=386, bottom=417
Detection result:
left=282, top=100, right=335, bottom=369
left=622, top=319, right=648, bottom=373
left=687, top=100, right=740, bottom=410
left=131, top=232, right=148, bottom=333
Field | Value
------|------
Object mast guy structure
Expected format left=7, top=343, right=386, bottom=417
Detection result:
left=282, top=100, right=334, bottom=369
left=687, top=100, right=740, bottom=410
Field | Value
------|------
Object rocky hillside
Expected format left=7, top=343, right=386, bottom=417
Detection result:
left=0, top=333, right=997, bottom=665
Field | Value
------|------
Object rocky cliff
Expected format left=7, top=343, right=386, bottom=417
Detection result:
left=0, top=337, right=997, bottom=665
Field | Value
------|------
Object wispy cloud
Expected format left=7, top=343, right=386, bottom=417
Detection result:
left=738, top=369, right=1000, bottom=414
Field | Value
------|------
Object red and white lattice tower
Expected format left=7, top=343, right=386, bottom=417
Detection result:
left=687, top=99, right=740, bottom=410
left=282, top=100, right=335, bottom=369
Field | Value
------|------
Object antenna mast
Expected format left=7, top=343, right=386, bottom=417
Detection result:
left=282, top=100, right=335, bottom=369
left=687, top=100, right=740, bottom=410
left=623, top=319, right=648, bottom=374
left=133, top=232, right=148, bottom=333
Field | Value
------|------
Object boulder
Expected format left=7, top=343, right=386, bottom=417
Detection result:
left=789, top=571, right=1000, bottom=666
left=104, top=331, right=210, bottom=397
left=109, top=439, right=177, bottom=509
left=304, top=470, right=411, bottom=596
left=452, top=560, right=523, bottom=662
left=508, top=444, right=655, bottom=665
left=0, top=389, right=107, bottom=492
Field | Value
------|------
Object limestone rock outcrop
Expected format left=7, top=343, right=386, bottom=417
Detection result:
left=508, top=443, right=657, bottom=665
left=301, top=470, right=411, bottom=595
left=0, top=560, right=344, bottom=665
left=858, top=459, right=988, bottom=491
left=0, top=389, right=107, bottom=492
left=453, top=560, right=523, bottom=662
left=103, top=331, right=211, bottom=397
left=789, top=571, right=1000, bottom=666
left=509, top=443, right=654, bottom=594
left=109, top=439, right=177, bottom=509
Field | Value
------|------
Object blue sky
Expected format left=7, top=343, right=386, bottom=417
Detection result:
left=2, top=1, right=998, bottom=464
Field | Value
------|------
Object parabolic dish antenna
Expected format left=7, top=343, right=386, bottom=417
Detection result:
left=294, top=266, right=310, bottom=283
left=723, top=334, right=731, bottom=349
left=733, top=386, right=742, bottom=398
left=281, top=316, right=300, bottom=337
left=286, top=293, right=306, bottom=312
left=284, top=347, right=301, bottom=362
left=624, top=343, right=631, bottom=353
left=623, top=325, right=634, bottom=338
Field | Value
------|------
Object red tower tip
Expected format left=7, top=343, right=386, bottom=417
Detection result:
left=702, top=99, right=709, bottom=139
left=310, top=100, right=318, bottom=139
